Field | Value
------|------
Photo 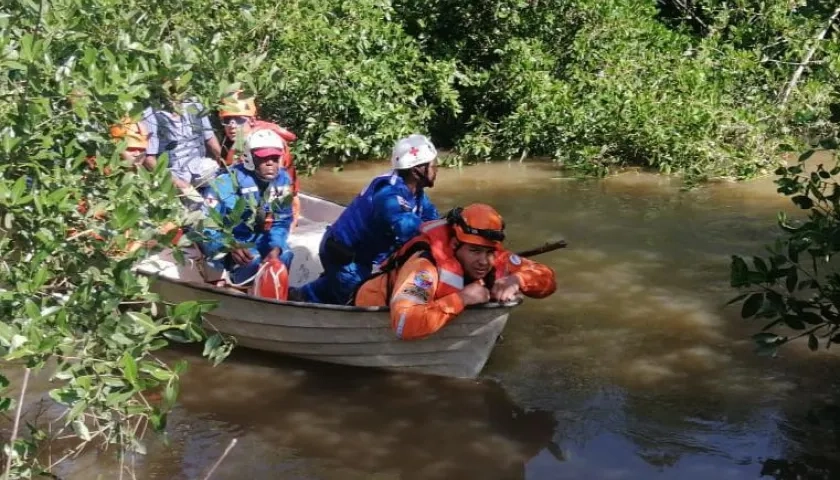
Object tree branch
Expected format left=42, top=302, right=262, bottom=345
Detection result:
left=779, top=6, right=840, bottom=106
left=3, top=368, right=31, bottom=480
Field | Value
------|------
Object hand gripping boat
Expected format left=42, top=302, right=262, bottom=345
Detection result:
left=134, top=193, right=520, bottom=378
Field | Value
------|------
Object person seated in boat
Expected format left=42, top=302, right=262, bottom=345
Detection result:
left=71, top=119, right=185, bottom=252
left=71, top=118, right=152, bottom=235
left=295, top=134, right=441, bottom=305
left=109, top=115, right=153, bottom=169
left=143, top=78, right=223, bottom=209
left=217, top=90, right=301, bottom=228
left=77, top=116, right=153, bottom=216
left=199, top=129, right=295, bottom=300
left=354, top=203, right=556, bottom=340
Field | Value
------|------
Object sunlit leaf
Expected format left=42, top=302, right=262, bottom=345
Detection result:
left=120, top=352, right=139, bottom=388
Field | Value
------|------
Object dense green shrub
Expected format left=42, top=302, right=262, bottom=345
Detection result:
left=727, top=136, right=840, bottom=356
left=0, top=0, right=459, bottom=476
left=394, top=0, right=839, bottom=180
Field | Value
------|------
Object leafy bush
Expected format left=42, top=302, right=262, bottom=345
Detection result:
left=728, top=136, right=840, bottom=356
left=0, top=0, right=460, bottom=475
left=395, top=0, right=840, bottom=181
left=0, top=0, right=239, bottom=476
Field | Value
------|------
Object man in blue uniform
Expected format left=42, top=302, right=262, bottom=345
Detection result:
left=296, top=134, right=441, bottom=305
left=200, top=129, right=295, bottom=299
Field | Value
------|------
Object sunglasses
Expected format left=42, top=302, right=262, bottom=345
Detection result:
left=225, top=116, right=250, bottom=127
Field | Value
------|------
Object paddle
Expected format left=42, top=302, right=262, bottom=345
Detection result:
left=516, top=239, right=568, bottom=258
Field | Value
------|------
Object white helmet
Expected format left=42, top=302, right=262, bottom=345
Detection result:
left=391, top=134, right=437, bottom=170
left=243, top=128, right=287, bottom=171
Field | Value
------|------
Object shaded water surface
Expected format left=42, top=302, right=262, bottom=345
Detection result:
left=8, top=158, right=840, bottom=479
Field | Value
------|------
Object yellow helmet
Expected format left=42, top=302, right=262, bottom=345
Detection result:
left=109, top=117, right=149, bottom=150
left=219, top=90, right=257, bottom=118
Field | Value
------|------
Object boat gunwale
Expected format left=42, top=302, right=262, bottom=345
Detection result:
left=139, top=264, right=523, bottom=313
left=136, top=191, right=523, bottom=313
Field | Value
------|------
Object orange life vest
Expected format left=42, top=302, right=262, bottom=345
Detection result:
left=373, top=219, right=499, bottom=301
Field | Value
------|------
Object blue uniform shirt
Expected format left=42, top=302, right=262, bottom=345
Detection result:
left=200, top=164, right=294, bottom=271
left=329, top=171, right=439, bottom=268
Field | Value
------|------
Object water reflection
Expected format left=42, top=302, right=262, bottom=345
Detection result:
left=142, top=347, right=561, bottom=480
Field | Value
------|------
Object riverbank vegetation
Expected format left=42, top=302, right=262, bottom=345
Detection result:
left=2, top=0, right=839, bottom=477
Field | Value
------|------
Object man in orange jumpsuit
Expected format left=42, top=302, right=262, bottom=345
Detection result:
left=354, top=203, right=557, bottom=340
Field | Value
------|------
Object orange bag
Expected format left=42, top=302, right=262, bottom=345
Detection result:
left=249, top=257, right=289, bottom=301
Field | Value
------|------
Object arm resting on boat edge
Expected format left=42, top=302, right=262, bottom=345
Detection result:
left=388, top=256, right=465, bottom=340
left=495, top=250, right=557, bottom=299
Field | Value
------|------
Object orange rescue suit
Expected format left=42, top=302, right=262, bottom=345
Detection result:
left=354, top=220, right=556, bottom=340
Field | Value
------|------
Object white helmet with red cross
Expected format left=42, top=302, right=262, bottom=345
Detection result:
left=391, top=134, right=437, bottom=170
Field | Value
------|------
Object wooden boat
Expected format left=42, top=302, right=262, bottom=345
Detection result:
left=134, top=193, right=519, bottom=378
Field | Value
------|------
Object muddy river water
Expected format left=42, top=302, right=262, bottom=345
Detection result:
left=7, top=157, right=840, bottom=479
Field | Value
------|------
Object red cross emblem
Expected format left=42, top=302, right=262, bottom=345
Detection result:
left=409, top=147, right=419, bottom=156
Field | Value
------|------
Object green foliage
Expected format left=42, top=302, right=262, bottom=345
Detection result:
left=728, top=139, right=840, bottom=356
left=155, top=0, right=460, bottom=170
left=394, top=0, right=839, bottom=181
left=0, top=0, right=241, bottom=476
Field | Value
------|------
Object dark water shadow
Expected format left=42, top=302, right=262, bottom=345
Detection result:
left=146, top=344, right=564, bottom=479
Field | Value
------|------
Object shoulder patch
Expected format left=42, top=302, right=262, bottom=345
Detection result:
left=413, top=270, right=433, bottom=289
left=396, top=196, right=412, bottom=211
left=400, top=285, right=430, bottom=302
left=509, top=254, right=522, bottom=266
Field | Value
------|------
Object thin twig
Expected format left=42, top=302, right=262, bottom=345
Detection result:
left=46, top=442, right=86, bottom=470
left=65, top=229, right=96, bottom=242
left=4, top=368, right=31, bottom=480
left=671, top=0, right=709, bottom=33
left=787, top=323, right=829, bottom=342
left=779, top=5, right=840, bottom=105
left=201, top=438, right=238, bottom=480
left=762, top=59, right=825, bottom=66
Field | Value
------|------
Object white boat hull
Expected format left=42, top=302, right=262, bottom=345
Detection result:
left=135, top=193, right=517, bottom=378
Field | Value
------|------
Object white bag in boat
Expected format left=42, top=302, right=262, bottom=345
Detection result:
left=189, top=157, right=220, bottom=187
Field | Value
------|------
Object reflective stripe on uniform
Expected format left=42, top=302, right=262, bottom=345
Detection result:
left=439, top=269, right=463, bottom=290
left=395, top=312, right=408, bottom=339
left=420, top=219, right=447, bottom=232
